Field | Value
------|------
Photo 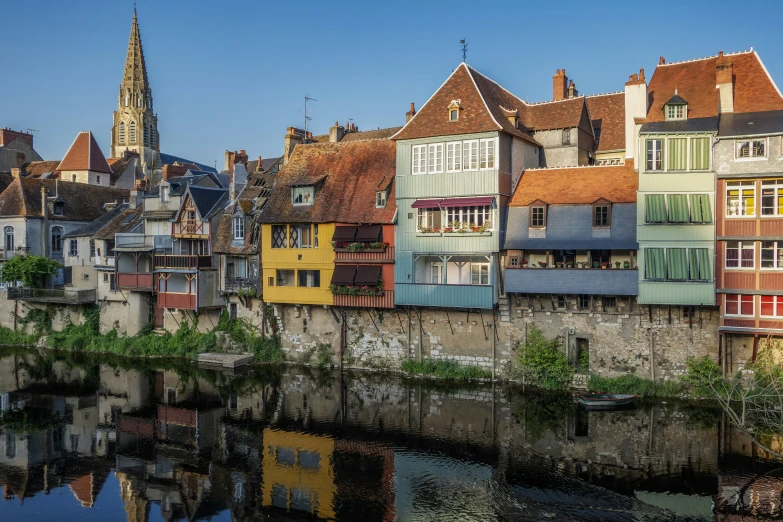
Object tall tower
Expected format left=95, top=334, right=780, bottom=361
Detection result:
left=111, top=8, right=160, bottom=180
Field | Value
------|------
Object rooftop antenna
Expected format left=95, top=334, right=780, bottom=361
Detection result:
left=460, top=39, right=468, bottom=62
left=26, top=128, right=38, bottom=134
left=304, top=95, right=317, bottom=139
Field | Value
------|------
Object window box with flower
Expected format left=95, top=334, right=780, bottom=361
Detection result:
left=332, top=241, right=389, bottom=252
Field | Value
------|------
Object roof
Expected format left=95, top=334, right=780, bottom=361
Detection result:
left=340, top=127, right=403, bottom=142
left=586, top=93, right=625, bottom=152
left=522, top=97, right=586, bottom=131
left=159, top=152, right=218, bottom=174
left=665, top=93, right=688, bottom=105
left=188, top=185, right=229, bottom=219
left=107, top=152, right=141, bottom=185
left=0, top=172, right=12, bottom=195
left=640, top=116, right=718, bottom=134
left=509, top=160, right=637, bottom=206
left=259, top=139, right=396, bottom=225
left=57, top=131, right=113, bottom=174
left=646, top=50, right=783, bottom=122
left=719, top=110, right=783, bottom=137
left=64, top=202, right=129, bottom=238
left=245, top=156, right=282, bottom=175
left=0, top=177, right=129, bottom=220
left=23, top=160, right=61, bottom=178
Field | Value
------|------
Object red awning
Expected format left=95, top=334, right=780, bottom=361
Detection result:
left=411, top=199, right=443, bottom=209
left=438, top=196, right=494, bottom=207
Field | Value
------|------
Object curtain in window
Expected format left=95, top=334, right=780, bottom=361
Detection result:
left=645, top=194, right=667, bottom=223
left=689, top=194, right=712, bottom=223
left=667, top=248, right=688, bottom=280
left=688, top=248, right=711, bottom=281
left=690, top=137, right=710, bottom=170
left=667, top=194, right=689, bottom=223
left=645, top=248, right=665, bottom=279
left=668, top=138, right=687, bottom=170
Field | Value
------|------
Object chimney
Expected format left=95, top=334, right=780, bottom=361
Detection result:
left=224, top=150, right=233, bottom=175
left=624, top=67, right=648, bottom=161
left=329, top=121, right=345, bottom=143
left=129, top=188, right=143, bottom=209
left=256, top=156, right=263, bottom=173
left=161, top=164, right=187, bottom=181
left=716, top=50, right=734, bottom=114
left=659, top=56, right=666, bottom=65
left=553, top=69, right=568, bottom=101
left=567, top=79, right=578, bottom=99
left=283, top=127, right=305, bottom=164
left=11, top=168, right=21, bottom=178
left=41, top=187, right=48, bottom=257
left=406, top=102, right=416, bottom=122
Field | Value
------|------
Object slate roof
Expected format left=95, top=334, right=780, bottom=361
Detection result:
left=23, top=160, right=61, bottom=178
left=144, top=170, right=228, bottom=198
left=0, top=172, right=13, bottom=195
left=259, top=139, right=396, bottom=225
left=645, top=50, right=783, bottom=122
left=159, top=152, right=218, bottom=174
left=188, top=185, right=229, bottom=219
left=107, top=152, right=141, bottom=185
left=586, top=93, right=626, bottom=152
left=212, top=186, right=261, bottom=255
left=718, top=110, right=783, bottom=137
left=245, top=156, right=282, bottom=175
left=640, top=116, right=718, bottom=134
left=64, top=202, right=130, bottom=238
left=0, top=177, right=129, bottom=220
left=340, top=127, right=403, bottom=142
left=509, top=160, right=637, bottom=206
left=57, top=131, right=113, bottom=174
left=93, top=206, right=142, bottom=240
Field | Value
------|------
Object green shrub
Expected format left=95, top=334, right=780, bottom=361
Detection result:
left=0, top=327, right=37, bottom=346
left=0, top=255, right=60, bottom=287
left=314, top=343, right=332, bottom=369
left=516, top=325, right=573, bottom=389
left=588, top=374, right=685, bottom=398
left=401, top=358, right=490, bottom=380
left=681, top=356, right=723, bottom=398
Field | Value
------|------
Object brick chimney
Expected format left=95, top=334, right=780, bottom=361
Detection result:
left=329, top=121, right=345, bottom=143
left=284, top=127, right=307, bottom=164
left=716, top=50, right=734, bottom=114
left=624, top=68, right=648, bottom=161
left=256, top=156, right=263, bottom=173
left=553, top=69, right=568, bottom=101
left=406, top=102, right=416, bottom=122
left=567, top=79, right=578, bottom=99
left=224, top=150, right=233, bottom=174
left=162, top=164, right=187, bottom=181
left=11, top=168, right=21, bottom=178
left=129, top=188, right=143, bottom=209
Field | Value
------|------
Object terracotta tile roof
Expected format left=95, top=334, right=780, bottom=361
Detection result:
left=646, top=50, right=783, bottom=122
left=24, top=160, right=61, bottom=178
left=259, top=139, right=396, bottom=225
left=0, top=176, right=129, bottom=220
left=509, top=160, right=637, bottom=206
left=340, top=126, right=403, bottom=142
left=57, top=131, right=113, bottom=174
left=586, top=93, right=626, bottom=152
left=522, top=97, right=587, bottom=131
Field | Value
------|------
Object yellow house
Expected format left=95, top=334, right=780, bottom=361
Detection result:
left=261, top=222, right=335, bottom=306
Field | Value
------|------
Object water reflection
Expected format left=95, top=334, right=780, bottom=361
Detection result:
left=0, top=348, right=780, bottom=521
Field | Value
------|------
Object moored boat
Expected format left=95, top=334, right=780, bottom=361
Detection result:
left=577, top=393, right=637, bottom=410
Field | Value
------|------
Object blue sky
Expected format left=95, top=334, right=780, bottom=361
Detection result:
left=3, top=0, right=783, bottom=168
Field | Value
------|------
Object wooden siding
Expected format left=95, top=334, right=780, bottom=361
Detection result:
left=117, top=273, right=153, bottom=291
left=636, top=225, right=715, bottom=242
left=395, top=282, right=496, bottom=309
left=334, top=246, right=395, bottom=263
left=637, top=281, right=716, bottom=305
left=157, top=292, right=197, bottom=310
left=638, top=171, right=715, bottom=192
left=334, top=290, right=395, bottom=309
left=723, top=318, right=755, bottom=329
left=723, top=271, right=757, bottom=291
left=397, top=170, right=500, bottom=199
left=759, top=320, right=783, bottom=330
left=724, top=219, right=756, bottom=236
left=761, top=273, right=783, bottom=288
left=760, top=219, right=783, bottom=236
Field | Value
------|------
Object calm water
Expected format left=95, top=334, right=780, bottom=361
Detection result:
left=0, top=348, right=781, bottom=521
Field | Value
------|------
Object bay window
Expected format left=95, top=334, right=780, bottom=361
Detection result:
left=725, top=294, right=754, bottom=316
left=761, top=180, right=783, bottom=216
left=736, top=139, right=767, bottom=159
left=761, top=241, right=783, bottom=269
left=760, top=295, right=783, bottom=317
left=726, top=181, right=755, bottom=216
left=646, top=139, right=663, bottom=171
left=726, top=241, right=755, bottom=269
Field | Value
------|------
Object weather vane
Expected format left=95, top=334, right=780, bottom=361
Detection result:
left=460, top=39, right=468, bottom=62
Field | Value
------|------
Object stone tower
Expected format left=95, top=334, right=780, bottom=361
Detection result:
left=110, top=8, right=161, bottom=182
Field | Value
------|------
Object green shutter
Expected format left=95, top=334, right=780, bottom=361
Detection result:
left=645, top=194, right=667, bottom=223
left=667, top=194, right=689, bottom=223
left=696, top=248, right=711, bottom=281
left=645, top=248, right=665, bottom=280
left=667, top=248, right=688, bottom=280
left=688, top=248, right=700, bottom=280
left=690, top=137, right=710, bottom=170
left=668, top=138, right=687, bottom=170
left=689, top=194, right=712, bottom=223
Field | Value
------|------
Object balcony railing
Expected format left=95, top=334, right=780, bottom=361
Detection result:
left=173, top=221, right=207, bottom=236
left=157, top=292, right=197, bottom=310
left=334, top=290, right=395, bottom=309
left=0, top=247, right=29, bottom=260
left=117, top=273, right=154, bottom=291
left=335, top=246, right=395, bottom=263
left=154, top=255, right=213, bottom=270
left=115, top=233, right=153, bottom=249
left=224, top=277, right=259, bottom=293
left=6, top=287, right=96, bottom=304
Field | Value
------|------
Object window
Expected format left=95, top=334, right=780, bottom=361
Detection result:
left=556, top=295, right=567, bottom=309
left=530, top=206, right=546, bottom=228
left=289, top=225, right=299, bottom=248
left=160, top=185, right=170, bottom=203
left=593, top=205, right=609, bottom=227
left=129, top=121, right=136, bottom=143
left=506, top=250, right=522, bottom=268
left=668, top=138, right=687, bottom=170
left=53, top=202, right=63, bottom=215
left=479, top=139, right=495, bottom=169
left=562, top=129, right=571, bottom=145
left=376, top=191, right=387, bottom=208
left=417, top=208, right=442, bottom=231
left=110, top=273, right=116, bottom=291
left=96, top=175, right=101, bottom=185
left=646, top=139, right=663, bottom=171
left=51, top=227, right=63, bottom=253
left=760, top=295, right=783, bottom=317
left=667, top=194, right=689, bottom=223
left=644, top=248, right=665, bottom=280
left=69, top=239, right=78, bottom=257
left=471, top=263, right=490, bottom=285
left=667, top=248, right=688, bottom=280
left=4, top=226, right=13, bottom=251
left=690, top=137, right=710, bottom=170
left=233, top=216, right=244, bottom=240
left=688, top=248, right=712, bottom=281
left=412, top=145, right=427, bottom=174
left=690, top=194, right=712, bottom=223
left=149, top=127, right=155, bottom=147
left=314, top=224, right=319, bottom=248
left=268, top=276, right=275, bottom=287
left=450, top=109, right=458, bottom=121
left=603, top=296, right=617, bottom=309
left=645, top=194, right=667, bottom=223
left=71, top=174, right=77, bottom=182
left=666, top=105, right=685, bottom=120
left=725, top=294, right=754, bottom=316
left=726, top=241, right=755, bottom=269
left=89, top=239, right=95, bottom=259
left=445, top=205, right=491, bottom=228
left=118, top=122, right=126, bottom=144
left=298, top=270, right=320, bottom=288
left=761, top=241, right=783, bottom=269
left=446, top=142, right=462, bottom=172
left=137, top=93, right=142, bottom=108
left=104, top=273, right=109, bottom=283
left=761, top=180, right=783, bottom=216
left=187, top=210, right=196, bottom=221
left=463, top=141, right=479, bottom=170
left=276, top=269, right=294, bottom=286
left=292, top=186, right=314, bottom=205
left=726, top=181, right=755, bottom=216
left=578, top=295, right=590, bottom=310
left=736, top=139, right=767, bottom=159
left=430, top=263, right=443, bottom=284
left=144, top=124, right=149, bottom=145
left=272, top=225, right=287, bottom=248
left=427, top=144, right=443, bottom=173
left=299, top=225, right=312, bottom=248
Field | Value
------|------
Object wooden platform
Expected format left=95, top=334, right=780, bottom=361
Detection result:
left=197, top=353, right=254, bottom=369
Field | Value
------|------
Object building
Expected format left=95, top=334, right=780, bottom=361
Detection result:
left=0, top=128, right=42, bottom=172
left=57, top=131, right=114, bottom=187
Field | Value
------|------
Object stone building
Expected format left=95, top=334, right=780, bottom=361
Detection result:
left=0, top=128, right=42, bottom=172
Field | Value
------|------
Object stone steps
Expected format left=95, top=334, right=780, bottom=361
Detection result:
left=498, top=293, right=512, bottom=322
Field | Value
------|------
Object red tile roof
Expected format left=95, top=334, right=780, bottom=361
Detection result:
left=509, top=160, right=637, bottom=206
left=57, top=131, right=113, bottom=174
left=646, top=50, right=783, bottom=122
left=24, top=160, right=62, bottom=178
left=586, top=93, right=626, bottom=152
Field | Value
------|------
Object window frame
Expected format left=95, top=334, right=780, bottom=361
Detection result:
left=160, top=185, right=170, bottom=203
left=761, top=179, right=783, bottom=216
left=735, top=138, right=768, bottom=160
left=530, top=205, right=546, bottom=228
left=297, top=269, right=320, bottom=288
left=646, top=139, right=663, bottom=171
left=760, top=295, right=783, bottom=318
left=470, top=262, right=490, bottom=285
left=479, top=138, right=495, bottom=170
left=446, top=142, right=462, bottom=172
left=592, top=202, right=610, bottom=227
left=726, top=181, right=756, bottom=217
left=3, top=226, right=13, bottom=251
left=761, top=240, right=783, bottom=270
left=375, top=190, right=387, bottom=208
left=725, top=240, right=755, bottom=270
left=291, top=186, right=315, bottom=206
left=417, top=208, right=442, bottom=231
left=666, top=104, right=685, bottom=120
left=68, top=239, right=78, bottom=257
left=412, top=145, right=427, bottom=175
left=51, top=226, right=63, bottom=253
left=449, top=109, right=459, bottom=121
left=463, top=140, right=479, bottom=170
left=428, top=143, right=444, bottom=173
left=271, top=225, right=287, bottom=249
left=562, top=129, right=571, bottom=145
left=232, top=216, right=245, bottom=240
left=725, top=294, right=755, bottom=317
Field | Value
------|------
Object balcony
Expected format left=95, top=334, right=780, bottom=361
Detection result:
left=7, top=287, right=96, bottom=304
left=173, top=221, right=208, bottom=237
left=395, top=283, right=495, bottom=309
left=157, top=292, right=197, bottom=310
left=0, top=247, right=29, bottom=260
left=334, top=245, right=395, bottom=263
left=504, top=267, right=638, bottom=296
left=224, top=277, right=259, bottom=294
left=115, top=233, right=172, bottom=252
left=334, top=290, right=395, bottom=308
left=117, top=273, right=154, bottom=292
left=154, top=255, right=213, bottom=270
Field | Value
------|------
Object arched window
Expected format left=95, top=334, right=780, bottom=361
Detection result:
left=118, top=122, right=126, bottom=144
left=143, top=124, right=150, bottom=146
left=129, top=121, right=136, bottom=143
left=150, top=127, right=155, bottom=148
left=136, top=91, right=142, bottom=108
left=124, top=91, right=130, bottom=107
left=4, top=226, right=13, bottom=251
left=51, top=227, right=63, bottom=254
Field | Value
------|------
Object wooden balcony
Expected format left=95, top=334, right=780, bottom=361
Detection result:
left=224, top=277, right=259, bottom=294
left=172, top=220, right=208, bottom=237
left=334, top=246, right=395, bottom=263
left=157, top=292, right=197, bottom=310
left=154, top=255, right=213, bottom=270
left=6, top=287, right=96, bottom=304
left=333, top=290, right=395, bottom=309
left=117, top=273, right=154, bottom=292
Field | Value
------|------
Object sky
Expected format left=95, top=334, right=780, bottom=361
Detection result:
left=3, top=0, right=783, bottom=169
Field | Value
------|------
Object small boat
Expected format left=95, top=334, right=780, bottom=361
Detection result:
left=577, top=393, right=637, bottom=410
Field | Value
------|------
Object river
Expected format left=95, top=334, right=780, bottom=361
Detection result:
left=0, top=348, right=780, bottom=521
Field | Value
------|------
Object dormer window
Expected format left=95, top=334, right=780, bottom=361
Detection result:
left=450, top=110, right=458, bottom=121
left=53, top=202, right=64, bottom=216
left=376, top=191, right=387, bottom=208
left=530, top=205, right=547, bottom=228
left=592, top=200, right=611, bottom=227
left=664, top=90, right=688, bottom=121
left=447, top=99, right=462, bottom=121
left=160, top=185, right=170, bottom=203
left=667, top=105, right=684, bottom=120
left=292, top=186, right=314, bottom=205
left=233, top=216, right=245, bottom=240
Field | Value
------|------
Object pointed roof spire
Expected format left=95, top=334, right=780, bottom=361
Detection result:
left=121, top=8, right=149, bottom=94
left=58, top=131, right=113, bottom=174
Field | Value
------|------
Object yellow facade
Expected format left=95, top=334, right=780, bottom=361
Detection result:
left=261, top=223, right=335, bottom=305
left=261, top=428, right=335, bottom=519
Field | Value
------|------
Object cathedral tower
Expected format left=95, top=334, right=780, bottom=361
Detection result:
left=111, top=9, right=160, bottom=179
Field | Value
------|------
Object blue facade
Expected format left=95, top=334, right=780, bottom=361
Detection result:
left=504, top=267, right=638, bottom=295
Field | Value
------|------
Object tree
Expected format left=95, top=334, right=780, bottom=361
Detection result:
left=0, top=255, right=60, bottom=287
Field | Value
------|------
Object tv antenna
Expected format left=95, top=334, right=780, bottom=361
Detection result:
left=304, top=96, right=317, bottom=138
left=460, top=39, right=468, bottom=62
left=26, top=128, right=39, bottom=134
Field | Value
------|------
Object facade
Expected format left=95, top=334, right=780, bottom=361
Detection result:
left=57, top=131, right=114, bottom=187
left=0, top=128, right=42, bottom=172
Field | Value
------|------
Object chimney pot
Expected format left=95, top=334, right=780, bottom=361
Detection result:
left=659, top=56, right=666, bottom=65
left=552, top=68, right=568, bottom=101
left=11, top=168, right=20, bottom=178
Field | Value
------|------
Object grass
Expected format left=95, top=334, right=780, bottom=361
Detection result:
left=587, top=374, right=685, bottom=398
left=401, top=358, right=490, bottom=380
left=0, top=327, right=38, bottom=346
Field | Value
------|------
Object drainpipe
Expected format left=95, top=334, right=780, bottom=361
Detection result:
left=649, top=327, right=655, bottom=383
left=41, top=187, right=48, bottom=258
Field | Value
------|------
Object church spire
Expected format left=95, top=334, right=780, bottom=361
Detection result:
left=121, top=8, right=150, bottom=109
